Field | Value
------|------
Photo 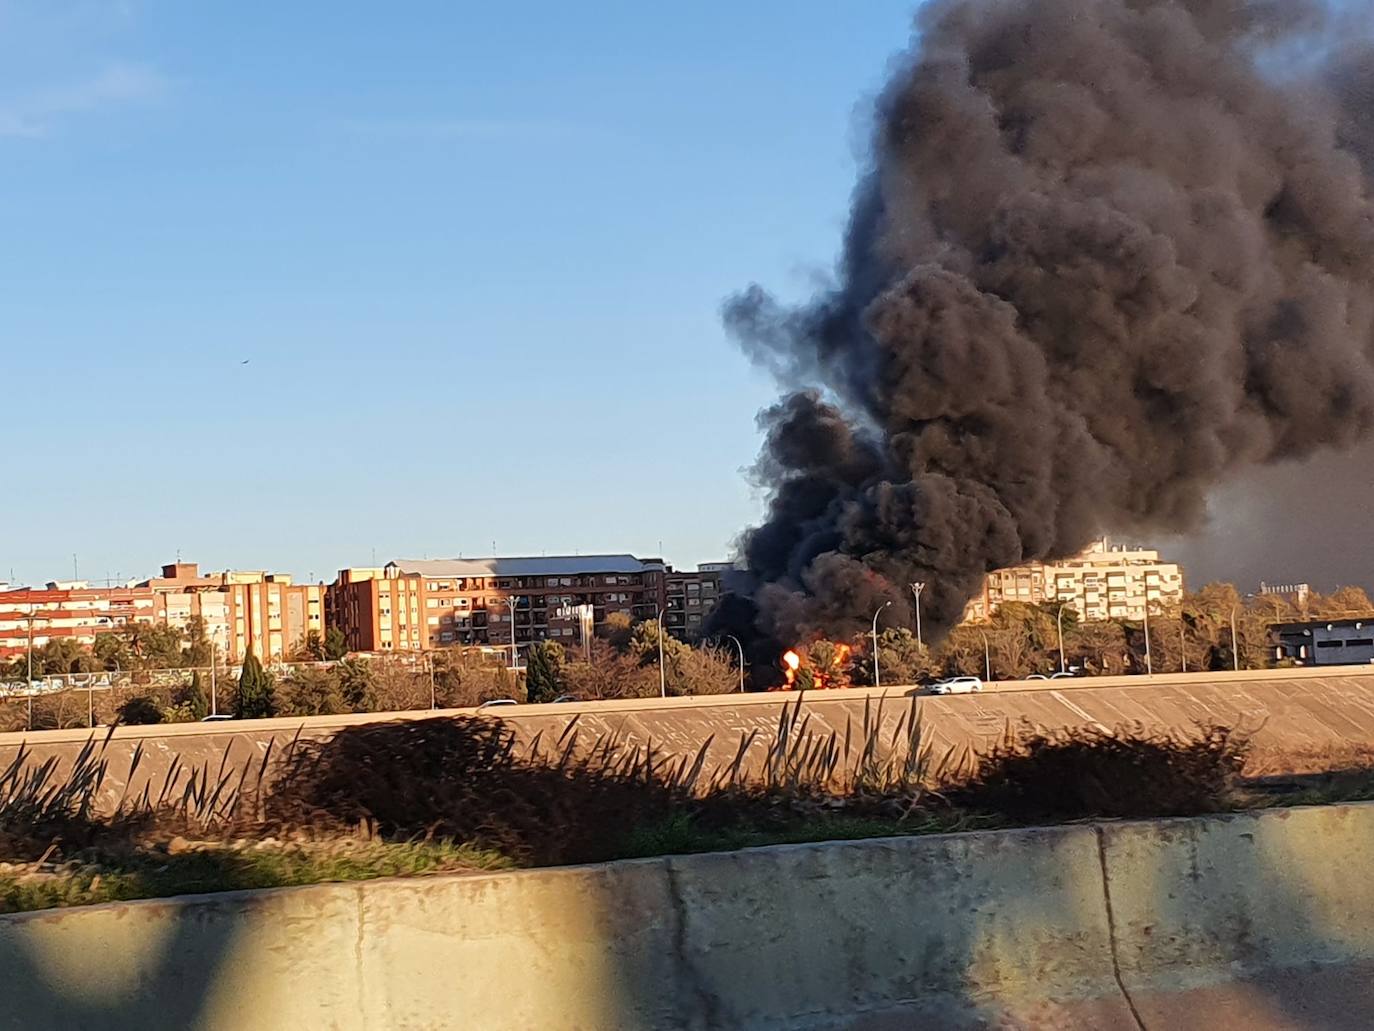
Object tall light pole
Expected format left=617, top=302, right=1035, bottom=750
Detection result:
left=503, top=596, right=522, bottom=670
left=1230, top=604, right=1241, bottom=671
left=979, top=629, right=991, bottom=682
left=1142, top=585, right=1153, bottom=677
left=1179, top=616, right=1187, bottom=674
left=909, top=582, right=925, bottom=648
left=871, top=601, right=892, bottom=689
left=1056, top=605, right=1068, bottom=675
left=656, top=606, right=668, bottom=698
left=724, top=634, right=745, bottom=693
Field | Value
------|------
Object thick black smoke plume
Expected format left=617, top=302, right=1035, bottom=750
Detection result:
left=723, top=0, right=1374, bottom=649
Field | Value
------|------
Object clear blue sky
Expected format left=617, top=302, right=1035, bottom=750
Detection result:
left=1, top=0, right=919, bottom=587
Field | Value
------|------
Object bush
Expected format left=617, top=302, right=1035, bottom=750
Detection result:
left=115, top=696, right=164, bottom=726
left=266, top=717, right=692, bottom=865
left=278, top=667, right=346, bottom=716
left=950, top=722, right=1249, bottom=821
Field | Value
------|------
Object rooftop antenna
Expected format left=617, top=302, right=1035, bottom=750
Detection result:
left=491, top=540, right=496, bottom=556
left=73, top=554, right=79, bottom=581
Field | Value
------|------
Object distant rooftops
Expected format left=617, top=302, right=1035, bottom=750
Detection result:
left=386, top=555, right=664, bottom=579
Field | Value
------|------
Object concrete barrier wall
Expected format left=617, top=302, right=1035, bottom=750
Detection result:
left=6, top=665, right=1374, bottom=813
left=4, top=802, right=1374, bottom=1029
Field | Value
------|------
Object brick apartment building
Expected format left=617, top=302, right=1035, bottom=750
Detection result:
left=963, top=539, right=1184, bottom=623
left=0, top=583, right=156, bottom=663
left=326, top=555, right=670, bottom=654
left=138, top=562, right=325, bottom=662
left=665, top=563, right=734, bottom=640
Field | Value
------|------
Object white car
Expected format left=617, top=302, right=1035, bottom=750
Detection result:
left=931, top=676, right=983, bottom=695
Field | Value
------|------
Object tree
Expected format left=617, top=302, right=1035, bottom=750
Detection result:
left=279, top=667, right=345, bottom=716
left=324, top=626, right=348, bottom=660
left=116, top=695, right=164, bottom=726
left=184, top=616, right=213, bottom=668
left=338, top=657, right=377, bottom=712
left=850, top=628, right=936, bottom=686
left=234, top=651, right=276, bottom=719
left=291, top=631, right=326, bottom=662
left=179, top=671, right=209, bottom=721
left=524, top=640, right=564, bottom=703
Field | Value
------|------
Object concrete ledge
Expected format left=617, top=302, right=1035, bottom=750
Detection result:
left=6, top=802, right=1374, bottom=1028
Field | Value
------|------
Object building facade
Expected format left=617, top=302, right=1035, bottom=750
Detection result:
left=1274, top=619, right=1374, bottom=666
left=139, top=562, right=325, bottom=662
left=326, top=555, right=668, bottom=654
left=664, top=564, right=730, bottom=640
left=0, top=583, right=156, bottom=663
left=963, top=539, right=1185, bottom=623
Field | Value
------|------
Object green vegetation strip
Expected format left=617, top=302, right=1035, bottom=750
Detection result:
left=0, top=840, right=512, bottom=915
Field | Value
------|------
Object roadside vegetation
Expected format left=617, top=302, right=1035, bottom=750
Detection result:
left=5, top=697, right=1367, bottom=914
left=7, top=582, right=1374, bottom=734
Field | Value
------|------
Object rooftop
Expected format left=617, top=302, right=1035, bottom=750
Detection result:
left=387, top=555, right=663, bottom=578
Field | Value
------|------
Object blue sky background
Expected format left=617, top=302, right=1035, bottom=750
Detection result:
left=0, top=0, right=920, bottom=586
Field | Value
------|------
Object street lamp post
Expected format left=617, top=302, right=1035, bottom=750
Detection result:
left=1056, top=605, right=1068, bottom=675
left=1142, top=587, right=1153, bottom=677
left=1230, top=604, right=1241, bottom=671
left=503, top=596, right=522, bottom=670
left=1180, top=618, right=1187, bottom=674
left=909, top=582, right=926, bottom=648
left=724, top=634, right=745, bottom=692
left=979, top=629, right=991, bottom=683
left=871, top=601, right=892, bottom=689
left=656, top=606, right=668, bottom=698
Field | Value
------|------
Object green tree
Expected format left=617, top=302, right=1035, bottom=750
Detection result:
left=524, top=640, right=564, bottom=703
left=337, top=657, right=377, bottom=712
left=116, top=695, right=164, bottom=726
left=279, top=667, right=345, bottom=716
left=292, top=631, right=326, bottom=662
left=184, top=616, right=213, bottom=667
left=179, top=671, right=209, bottom=721
left=234, top=651, right=277, bottom=719
left=324, top=626, right=349, bottom=660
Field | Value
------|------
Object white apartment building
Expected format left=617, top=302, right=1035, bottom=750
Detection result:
left=963, top=539, right=1184, bottom=623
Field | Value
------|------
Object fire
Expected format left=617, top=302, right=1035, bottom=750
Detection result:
left=781, top=649, right=801, bottom=688
left=778, top=643, right=851, bottom=691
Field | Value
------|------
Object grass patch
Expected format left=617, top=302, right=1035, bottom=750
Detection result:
left=0, top=838, right=512, bottom=915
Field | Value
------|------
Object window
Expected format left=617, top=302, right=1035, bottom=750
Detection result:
left=1317, top=640, right=1344, bottom=649
left=1347, top=638, right=1374, bottom=648
left=427, top=617, right=439, bottom=626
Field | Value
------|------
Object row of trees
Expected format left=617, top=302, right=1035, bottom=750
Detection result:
left=805, top=583, right=1374, bottom=687
left=2, top=619, right=352, bottom=682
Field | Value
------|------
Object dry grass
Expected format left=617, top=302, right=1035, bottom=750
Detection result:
left=0, top=700, right=1282, bottom=888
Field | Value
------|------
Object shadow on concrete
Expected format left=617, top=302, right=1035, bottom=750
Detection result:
left=0, top=894, right=242, bottom=1031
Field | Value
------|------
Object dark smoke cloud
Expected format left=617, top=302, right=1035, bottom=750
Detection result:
left=723, top=0, right=1374, bottom=647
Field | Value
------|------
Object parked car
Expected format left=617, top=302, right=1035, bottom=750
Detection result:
left=200, top=714, right=234, bottom=722
left=930, top=676, right=983, bottom=695
left=1050, top=671, right=1075, bottom=679
left=477, top=698, right=518, bottom=710
left=1027, top=674, right=1049, bottom=681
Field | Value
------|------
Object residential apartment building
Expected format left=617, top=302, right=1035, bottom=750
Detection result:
left=0, top=583, right=156, bottom=662
left=665, top=563, right=732, bottom=640
left=326, top=555, right=668, bottom=654
left=963, top=539, right=1184, bottom=623
left=138, top=562, right=325, bottom=662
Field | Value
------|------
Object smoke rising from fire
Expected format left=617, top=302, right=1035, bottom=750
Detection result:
left=723, top=0, right=1374, bottom=647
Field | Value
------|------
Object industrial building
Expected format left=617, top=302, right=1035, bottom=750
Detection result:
left=1274, top=619, right=1374, bottom=667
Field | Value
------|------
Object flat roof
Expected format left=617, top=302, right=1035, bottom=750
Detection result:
left=388, top=555, right=661, bottom=578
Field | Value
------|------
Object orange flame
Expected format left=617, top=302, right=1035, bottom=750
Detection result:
left=781, top=649, right=801, bottom=688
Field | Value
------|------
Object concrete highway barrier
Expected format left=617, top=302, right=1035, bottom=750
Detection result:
left=5, top=665, right=1374, bottom=813
left=3, top=801, right=1373, bottom=1028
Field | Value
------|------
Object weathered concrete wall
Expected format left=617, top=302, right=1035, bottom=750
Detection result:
left=4, top=802, right=1374, bottom=1029
left=5, top=666, right=1374, bottom=814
